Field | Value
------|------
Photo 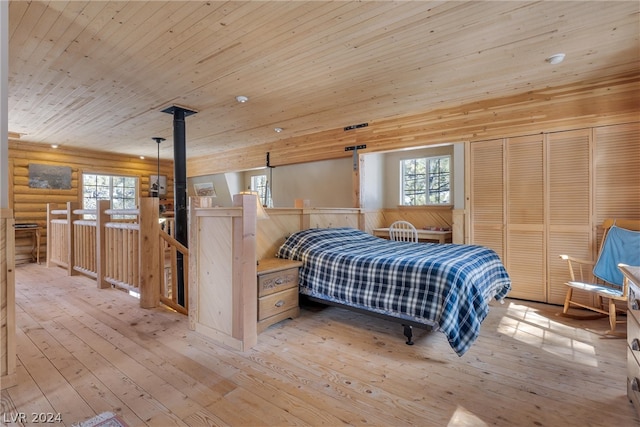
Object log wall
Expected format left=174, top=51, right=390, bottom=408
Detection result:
left=7, top=141, right=174, bottom=264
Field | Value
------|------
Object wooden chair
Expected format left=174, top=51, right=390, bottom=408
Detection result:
left=389, top=220, right=418, bottom=243
left=559, top=219, right=640, bottom=335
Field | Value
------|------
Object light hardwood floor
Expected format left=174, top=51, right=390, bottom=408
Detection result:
left=2, top=263, right=638, bottom=426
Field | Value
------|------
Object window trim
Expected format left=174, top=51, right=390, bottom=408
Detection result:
left=250, top=174, right=268, bottom=206
left=399, top=154, right=451, bottom=206
left=81, top=171, right=140, bottom=219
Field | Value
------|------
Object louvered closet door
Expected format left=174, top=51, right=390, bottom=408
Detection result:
left=506, top=135, right=545, bottom=301
left=547, top=129, right=592, bottom=306
left=594, top=122, right=640, bottom=223
left=470, top=139, right=505, bottom=260
left=593, top=123, right=640, bottom=312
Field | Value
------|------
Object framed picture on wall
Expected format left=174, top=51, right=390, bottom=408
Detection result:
left=150, top=175, right=167, bottom=197
left=194, top=182, right=216, bottom=197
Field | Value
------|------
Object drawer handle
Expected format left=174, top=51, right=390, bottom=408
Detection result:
left=275, top=278, right=284, bottom=285
left=275, top=300, right=285, bottom=308
left=633, top=378, right=640, bottom=392
left=633, top=339, right=640, bottom=351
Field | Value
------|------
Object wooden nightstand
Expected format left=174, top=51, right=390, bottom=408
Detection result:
left=257, top=258, right=303, bottom=333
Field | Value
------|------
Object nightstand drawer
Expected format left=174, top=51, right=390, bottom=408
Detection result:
left=628, top=347, right=640, bottom=415
left=629, top=312, right=640, bottom=361
left=258, top=287, right=299, bottom=321
left=258, top=268, right=299, bottom=297
left=629, top=280, right=640, bottom=325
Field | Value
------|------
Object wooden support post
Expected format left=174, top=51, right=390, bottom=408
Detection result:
left=300, top=210, right=311, bottom=230
left=139, top=197, right=160, bottom=308
left=188, top=198, right=198, bottom=330
left=66, top=202, right=79, bottom=276
left=452, top=209, right=465, bottom=244
left=1, top=209, right=16, bottom=389
left=95, top=200, right=110, bottom=288
left=232, top=194, right=258, bottom=349
left=46, top=203, right=56, bottom=268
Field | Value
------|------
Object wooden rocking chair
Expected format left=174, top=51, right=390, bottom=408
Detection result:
left=559, top=219, right=640, bottom=335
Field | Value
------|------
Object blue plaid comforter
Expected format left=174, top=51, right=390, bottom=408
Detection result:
left=277, top=227, right=511, bottom=356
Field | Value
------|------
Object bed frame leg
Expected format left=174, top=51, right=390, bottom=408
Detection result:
left=403, top=325, right=414, bottom=345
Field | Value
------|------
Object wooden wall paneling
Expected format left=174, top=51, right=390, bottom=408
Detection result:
left=193, top=214, right=236, bottom=343
left=546, top=129, right=593, bottom=306
left=1, top=209, right=16, bottom=389
left=506, top=134, right=545, bottom=301
left=381, top=207, right=453, bottom=230
left=188, top=198, right=257, bottom=352
left=256, top=209, right=303, bottom=261
left=302, top=209, right=360, bottom=230
left=362, top=210, right=386, bottom=234
left=593, top=122, right=640, bottom=223
left=186, top=74, right=639, bottom=176
left=470, top=139, right=505, bottom=260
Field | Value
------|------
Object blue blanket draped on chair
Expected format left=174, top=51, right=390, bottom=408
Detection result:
left=593, top=225, right=640, bottom=287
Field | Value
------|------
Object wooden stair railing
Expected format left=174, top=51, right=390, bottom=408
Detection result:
left=159, top=227, right=189, bottom=315
left=47, top=198, right=171, bottom=310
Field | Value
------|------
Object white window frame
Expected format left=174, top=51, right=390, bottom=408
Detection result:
left=82, top=172, right=139, bottom=219
left=400, top=155, right=451, bottom=206
left=250, top=174, right=268, bottom=206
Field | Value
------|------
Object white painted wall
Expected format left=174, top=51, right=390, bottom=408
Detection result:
left=188, top=145, right=465, bottom=210
left=262, top=158, right=353, bottom=208
left=361, top=153, right=384, bottom=209
left=380, top=144, right=457, bottom=208
left=188, top=172, right=237, bottom=206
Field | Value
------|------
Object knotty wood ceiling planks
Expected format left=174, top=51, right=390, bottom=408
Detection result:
left=7, top=1, right=639, bottom=160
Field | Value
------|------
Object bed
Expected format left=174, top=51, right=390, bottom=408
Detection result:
left=276, top=227, right=511, bottom=356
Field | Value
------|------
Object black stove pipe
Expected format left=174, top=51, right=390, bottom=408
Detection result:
left=162, top=105, right=196, bottom=307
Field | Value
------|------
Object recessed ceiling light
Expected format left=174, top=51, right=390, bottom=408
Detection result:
left=236, top=95, right=249, bottom=103
left=274, top=127, right=283, bottom=133
left=140, top=156, right=145, bottom=160
left=546, top=53, right=565, bottom=65
left=51, top=144, right=59, bottom=149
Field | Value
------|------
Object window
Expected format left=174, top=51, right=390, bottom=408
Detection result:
left=83, top=173, right=138, bottom=218
left=401, top=155, right=450, bottom=205
left=250, top=174, right=268, bottom=205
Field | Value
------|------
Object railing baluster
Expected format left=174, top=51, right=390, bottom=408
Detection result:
left=48, top=198, right=187, bottom=313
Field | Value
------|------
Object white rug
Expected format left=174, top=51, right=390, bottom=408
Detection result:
left=75, top=412, right=128, bottom=427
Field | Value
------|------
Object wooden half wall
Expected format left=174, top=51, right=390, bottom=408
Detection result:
left=190, top=197, right=440, bottom=350
left=188, top=195, right=258, bottom=351
left=254, top=206, right=453, bottom=261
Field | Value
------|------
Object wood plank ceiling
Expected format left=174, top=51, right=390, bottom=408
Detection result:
left=7, top=1, right=640, bottom=160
